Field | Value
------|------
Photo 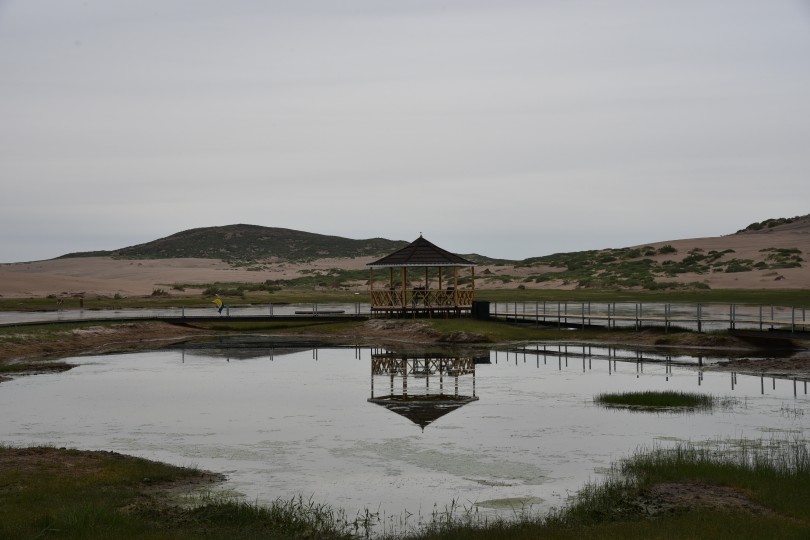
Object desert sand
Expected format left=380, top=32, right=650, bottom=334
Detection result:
left=1, top=222, right=809, bottom=298
left=0, top=256, right=377, bottom=298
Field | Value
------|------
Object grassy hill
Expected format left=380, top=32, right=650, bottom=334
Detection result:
left=58, top=224, right=510, bottom=265
left=59, top=225, right=410, bottom=263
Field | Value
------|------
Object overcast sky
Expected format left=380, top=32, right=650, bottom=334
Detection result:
left=2, top=1, right=809, bottom=263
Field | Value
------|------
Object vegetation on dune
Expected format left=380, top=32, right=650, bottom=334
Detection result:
left=505, top=243, right=804, bottom=291
left=759, top=247, right=804, bottom=268
left=737, top=215, right=806, bottom=233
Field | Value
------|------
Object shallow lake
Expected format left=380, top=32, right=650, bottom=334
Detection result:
left=2, top=343, right=809, bottom=533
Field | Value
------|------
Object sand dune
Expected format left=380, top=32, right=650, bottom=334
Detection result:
left=0, top=256, right=377, bottom=298
left=2, top=221, right=809, bottom=298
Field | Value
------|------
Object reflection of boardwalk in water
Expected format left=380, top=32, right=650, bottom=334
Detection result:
left=494, top=343, right=810, bottom=395
left=368, top=352, right=479, bottom=430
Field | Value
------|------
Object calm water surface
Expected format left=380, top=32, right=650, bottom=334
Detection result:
left=2, top=344, right=808, bottom=528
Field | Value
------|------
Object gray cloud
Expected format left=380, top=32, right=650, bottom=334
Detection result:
left=2, top=0, right=809, bottom=262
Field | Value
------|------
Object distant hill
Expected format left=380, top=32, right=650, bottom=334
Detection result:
left=57, top=224, right=509, bottom=264
left=735, top=214, right=810, bottom=234
left=59, top=224, right=410, bottom=262
left=500, top=214, right=809, bottom=290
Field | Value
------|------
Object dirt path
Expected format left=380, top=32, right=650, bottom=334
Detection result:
left=711, top=350, right=810, bottom=379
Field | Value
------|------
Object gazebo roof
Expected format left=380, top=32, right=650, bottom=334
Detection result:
left=368, top=395, right=479, bottom=430
left=367, top=236, right=476, bottom=268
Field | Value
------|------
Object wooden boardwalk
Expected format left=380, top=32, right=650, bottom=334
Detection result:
left=3, top=301, right=809, bottom=338
left=489, top=301, right=810, bottom=335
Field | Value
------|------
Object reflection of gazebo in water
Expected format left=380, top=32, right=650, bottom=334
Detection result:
left=367, top=236, right=476, bottom=317
left=368, top=352, right=479, bottom=430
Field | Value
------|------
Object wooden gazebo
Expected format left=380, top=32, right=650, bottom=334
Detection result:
left=367, top=236, right=476, bottom=316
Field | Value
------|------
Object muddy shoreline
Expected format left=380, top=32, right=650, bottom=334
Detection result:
left=1, top=319, right=809, bottom=380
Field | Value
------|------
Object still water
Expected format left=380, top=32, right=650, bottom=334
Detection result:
left=2, top=343, right=808, bottom=528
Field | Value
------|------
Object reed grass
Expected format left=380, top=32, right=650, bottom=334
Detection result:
left=402, top=438, right=810, bottom=539
left=3, top=440, right=810, bottom=539
left=594, top=390, right=717, bottom=411
left=619, top=439, right=810, bottom=521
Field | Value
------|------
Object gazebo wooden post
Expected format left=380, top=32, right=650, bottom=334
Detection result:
left=388, top=268, right=394, bottom=309
left=401, top=267, right=407, bottom=310
left=369, top=268, right=374, bottom=316
left=453, top=267, right=458, bottom=307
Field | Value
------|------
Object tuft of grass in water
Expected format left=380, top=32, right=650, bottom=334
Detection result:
left=594, top=390, right=716, bottom=411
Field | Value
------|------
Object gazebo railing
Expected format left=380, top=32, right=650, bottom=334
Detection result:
left=371, top=356, right=476, bottom=376
left=370, top=289, right=474, bottom=309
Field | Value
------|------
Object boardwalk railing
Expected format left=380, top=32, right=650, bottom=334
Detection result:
left=3, top=300, right=808, bottom=334
left=490, top=301, right=810, bottom=333
left=0, top=303, right=370, bottom=327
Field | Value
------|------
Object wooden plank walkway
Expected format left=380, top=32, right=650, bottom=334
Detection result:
left=489, top=301, right=810, bottom=335
left=0, top=314, right=369, bottom=329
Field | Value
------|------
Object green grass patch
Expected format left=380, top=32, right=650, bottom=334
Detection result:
left=0, top=322, right=102, bottom=343
left=421, top=318, right=603, bottom=342
left=0, top=361, right=73, bottom=375
left=0, top=446, right=358, bottom=540
left=594, top=390, right=718, bottom=411
left=193, top=319, right=364, bottom=334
